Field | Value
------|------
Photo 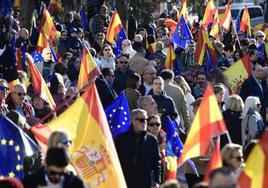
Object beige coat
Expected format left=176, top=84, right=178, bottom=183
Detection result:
left=129, top=53, right=149, bottom=75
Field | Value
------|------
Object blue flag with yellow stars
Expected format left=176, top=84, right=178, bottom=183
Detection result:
left=171, top=16, right=193, bottom=49
left=114, top=28, right=127, bottom=57
left=105, top=92, right=130, bottom=139
left=0, top=114, right=38, bottom=179
left=31, top=50, right=44, bottom=64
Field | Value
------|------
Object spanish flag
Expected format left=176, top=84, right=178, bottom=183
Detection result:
left=220, top=1, right=232, bottom=32
left=177, top=0, right=187, bottom=19
left=240, top=5, right=251, bottom=36
left=165, top=18, right=177, bottom=36
left=31, top=84, right=127, bottom=187
left=195, top=27, right=216, bottom=65
left=238, top=130, right=268, bottom=188
left=209, top=10, right=220, bottom=40
left=224, top=55, right=251, bottom=94
left=178, top=84, right=227, bottom=166
left=39, top=6, right=57, bottom=42
left=48, top=0, right=64, bottom=14
left=106, top=10, right=123, bottom=44
left=77, top=48, right=100, bottom=90
left=204, top=137, right=222, bottom=181
left=202, top=0, right=216, bottom=29
left=36, top=33, right=49, bottom=53
left=165, top=45, right=176, bottom=69
left=26, top=54, right=56, bottom=109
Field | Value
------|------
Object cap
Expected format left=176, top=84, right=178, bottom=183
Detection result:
left=69, top=27, right=77, bottom=33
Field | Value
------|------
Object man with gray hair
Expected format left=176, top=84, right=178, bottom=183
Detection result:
left=115, top=109, right=162, bottom=188
left=137, top=96, right=158, bottom=116
left=148, top=41, right=166, bottom=73
left=121, top=39, right=137, bottom=58
left=138, top=65, right=156, bottom=96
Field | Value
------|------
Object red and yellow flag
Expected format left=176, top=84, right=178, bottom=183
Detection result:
left=165, top=45, right=176, bottom=69
left=77, top=48, right=101, bottom=90
left=177, top=0, right=187, bottom=19
left=26, top=54, right=56, bottom=109
left=220, top=1, right=232, bottom=31
left=202, top=0, right=216, bottom=29
left=36, top=33, right=49, bottom=53
left=48, top=0, right=64, bottom=14
left=204, top=137, right=222, bottom=181
left=32, top=84, right=127, bottom=187
left=209, top=10, right=220, bottom=40
left=106, top=10, right=123, bottom=44
left=240, top=5, right=251, bottom=36
left=178, top=84, right=227, bottom=166
left=39, top=6, right=57, bottom=42
left=165, top=18, right=177, bottom=36
left=224, top=55, right=251, bottom=94
left=195, top=27, right=216, bottom=65
left=238, top=130, right=268, bottom=188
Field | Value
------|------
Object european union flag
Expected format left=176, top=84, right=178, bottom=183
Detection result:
left=0, top=114, right=38, bottom=179
left=171, top=16, right=193, bottom=49
left=166, top=117, right=183, bottom=157
left=105, top=92, right=130, bottom=139
left=50, top=47, right=59, bottom=63
left=114, top=28, right=127, bottom=57
left=31, top=50, right=44, bottom=64
left=203, top=45, right=216, bottom=74
left=80, top=8, right=88, bottom=31
left=0, top=0, right=12, bottom=17
left=236, top=14, right=241, bottom=33
left=257, top=43, right=267, bottom=62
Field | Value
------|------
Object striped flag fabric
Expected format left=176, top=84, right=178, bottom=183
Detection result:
left=224, top=55, right=251, bottom=94
left=195, top=27, right=216, bottom=65
left=106, top=10, right=123, bottom=44
left=238, top=130, right=268, bottom=188
left=209, top=10, right=220, bottom=40
left=32, top=84, right=127, bottom=187
left=202, top=0, right=216, bottom=29
left=204, top=137, right=222, bottom=181
left=48, top=0, right=64, bottom=14
left=16, top=47, right=27, bottom=72
left=39, top=6, right=57, bottom=42
left=177, top=0, right=187, bottom=19
left=77, top=48, right=100, bottom=90
left=178, top=84, right=227, bottom=166
left=165, top=45, right=176, bottom=70
left=240, top=5, right=251, bottom=36
left=26, top=54, right=56, bottom=109
left=220, top=1, right=232, bottom=31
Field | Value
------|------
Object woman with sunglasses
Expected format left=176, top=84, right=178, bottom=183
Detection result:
left=241, top=96, right=265, bottom=147
left=221, top=143, right=244, bottom=175
left=96, top=44, right=115, bottom=70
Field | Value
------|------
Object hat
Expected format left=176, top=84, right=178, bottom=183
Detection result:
left=69, top=27, right=77, bottom=33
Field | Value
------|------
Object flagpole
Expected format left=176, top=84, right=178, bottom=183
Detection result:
left=225, top=131, right=232, bottom=143
left=231, top=20, right=242, bottom=50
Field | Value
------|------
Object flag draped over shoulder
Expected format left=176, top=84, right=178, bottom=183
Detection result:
left=238, top=130, right=268, bottom=188
left=104, top=92, right=130, bottom=139
left=171, top=16, right=193, bottom=49
left=0, top=114, right=38, bottom=179
left=165, top=45, right=176, bottom=69
left=224, top=55, right=251, bottom=94
left=220, top=1, right=232, bottom=31
left=178, top=84, right=227, bottom=166
left=33, top=84, right=127, bottom=187
left=240, top=5, right=251, bottom=36
left=77, top=48, right=100, bottom=90
left=202, top=0, right=216, bottom=29
left=166, top=117, right=183, bottom=179
left=26, top=54, right=56, bottom=109
left=106, top=10, right=123, bottom=44
left=204, top=137, right=222, bottom=181
left=195, top=27, right=216, bottom=65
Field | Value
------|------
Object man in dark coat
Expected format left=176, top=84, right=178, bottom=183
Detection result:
left=95, top=67, right=117, bottom=108
left=115, top=109, right=162, bottom=188
left=23, top=147, right=84, bottom=188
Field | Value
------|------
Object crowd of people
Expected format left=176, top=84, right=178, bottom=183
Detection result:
left=0, top=1, right=267, bottom=188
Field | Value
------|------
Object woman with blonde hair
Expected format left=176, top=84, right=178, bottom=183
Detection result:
left=47, top=131, right=72, bottom=151
left=221, top=143, right=243, bottom=174
left=221, top=95, right=244, bottom=146
left=174, top=75, right=195, bottom=120
left=241, top=96, right=264, bottom=146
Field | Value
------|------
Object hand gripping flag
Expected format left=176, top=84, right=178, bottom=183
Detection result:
left=178, top=84, right=227, bottom=166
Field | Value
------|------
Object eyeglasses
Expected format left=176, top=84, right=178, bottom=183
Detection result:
left=104, top=48, right=111, bottom=51
left=119, top=61, right=128, bottom=64
left=135, top=118, right=147, bottom=123
left=232, top=156, right=243, bottom=162
left=13, top=92, right=26, bottom=96
left=148, top=122, right=161, bottom=127
left=48, top=170, right=65, bottom=177
left=258, top=35, right=264, bottom=38
left=257, top=103, right=262, bottom=107
left=60, top=139, right=72, bottom=146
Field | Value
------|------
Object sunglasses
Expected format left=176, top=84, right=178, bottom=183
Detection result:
left=135, top=118, right=147, bottom=123
left=232, top=156, right=243, bottom=162
left=13, top=92, right=26, bottom=96
left=258, top=36, right=264, bottom=38
left=60, top=139, right=72, bottom=146
left=104, top=48, right=111, bottom=51
left=148, top=122, right=161, bottom=127
left=48, top=170, right=65, bottom=177
left=257, top=103, right=262, bottom=107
